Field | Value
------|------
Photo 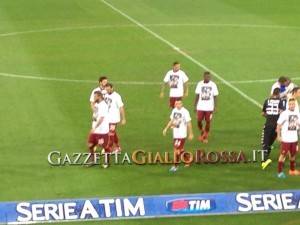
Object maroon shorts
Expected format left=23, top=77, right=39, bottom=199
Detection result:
left=173, top=138, right=186, bottom=150
left=281, top=142, right=299, bottom=156
left=169, top=97, right=182, bottom=108
left=88, top=133, right=109, bottom=148
left=197, top=110, right=213, bottom=122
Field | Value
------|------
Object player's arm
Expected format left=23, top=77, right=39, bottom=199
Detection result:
left=184, top=81, right=189, bottom=97
left=262, top=101, right=267, bottom=117
left=163, top=120, right=174, bottom=136
left=160, top=82, right=167, bottom=98
left=120, top=106, right=126, bottom=125
left=194, top=94, right=199, bottom=113
left=89, top=91, right=95, bottom=111
left=90, top=101, right=96, bottom=111
left=261, top=99, right=268, bottom=117
left=279, top=100, right=284, bottom=114
left=90, top=117, right=104, bottom=134
left=187, top=121, right=194, bottom=140
left=213, top=96, right=218, bottom=114
left=276, top=124, right=282, bottom=142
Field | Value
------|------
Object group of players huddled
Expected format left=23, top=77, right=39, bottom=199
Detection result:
left=87, top=76, right=126, bottom=168
left=261, top=76, right=300, bottom=178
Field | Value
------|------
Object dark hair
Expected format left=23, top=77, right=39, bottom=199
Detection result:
left=289, top=98, right=296, bottom=102
left=204, top=71, right=211, bottom=76
left=272, top=88, right=281, bottom=96
left=99, top=76, right=108, bottom=82
left=278, top=76, right=287, bottom=84
left=173, top=61, right=180, bottom=66
left=93, top=91, right=103, bottom=99
left=105, top=82, right=113, bottom=88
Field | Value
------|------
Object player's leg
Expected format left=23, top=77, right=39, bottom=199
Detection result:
left=114, top=133, right=121, bottom=152
left=182, top=149, right=191, bottom=168
left=113, top=124, right=121, bottom=152
left=269, top=126, right=278, bottom=148
left=99, top=133, right=110, bottom=168
left=169, top=139, right=185, bottom=172
left=277, top=142, right=288, bottom=178
left=86, top=134, right=98, bottom=167
left=169, top=97, right=176, bottom=109
left=108, top=123, right=116, bottom=151
left=288, top=142, right=299, bottom=175
left=202, top=111, right=213, bottom=143
left=197, top=110, right=205, bottom=141
left=261, top=125, right=273, bottom=169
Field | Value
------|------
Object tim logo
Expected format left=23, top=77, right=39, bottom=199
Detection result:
left=166, top=198, right=216, bottom=213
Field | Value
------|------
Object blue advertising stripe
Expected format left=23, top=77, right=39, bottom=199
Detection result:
left=1, top=190, right=300, bottom=224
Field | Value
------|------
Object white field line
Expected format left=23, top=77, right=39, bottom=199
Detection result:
left=100, top=0, right=264, bottom=108
left=1, top=72, right=299, bottom=85
left=1, top=23, right=300, bottom=38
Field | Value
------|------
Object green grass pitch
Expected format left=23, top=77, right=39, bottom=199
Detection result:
left=1, top=0, right=300, bottom=224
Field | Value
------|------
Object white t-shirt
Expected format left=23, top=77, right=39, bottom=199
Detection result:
left=195, top=80, right=219, bottom=111
left=104, top=91, right=124, bottom=123
left=277, top=109, right=300, bottom=143
left=89, top=87, right=107, bottom=102
left=163, top=70, right=189, bottom=97
left=92, top=101, right=109, bottom=134
left=170, top=107, right=191, bottom=139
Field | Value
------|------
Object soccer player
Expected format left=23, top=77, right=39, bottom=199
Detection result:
left=261, top=88, right=284, bottom=170
left=104, top=83, right=126, bottom=153
left=287, top=87, right=300, bottom=112
left=270, top=76, right=287, bottom=96
left=194, top=71, right=219, bottom=143
left=163, top=99, right=194, bottom=172
left=87, top=91, right=110, bottom=167
left=270, top=76, right=296, bottom=110
left=276, top=98, right=300, bottom=178
left=89, top=76, right=108, bottom=110
left=160, top=61, right=189, bottom=108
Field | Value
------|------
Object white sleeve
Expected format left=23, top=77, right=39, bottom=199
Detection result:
left=163, top=72, right=169, bottom=83
left=170, top=110, right=174, bottom=120
left=195, top=82, right=201, bottom=94
left=213, top=83, right=219, bottom=96
left=182, top=72, right=189, bottom=83
left=185, top=109, right=191, bottom=122
left=116, top=94, right=124, bottom=108
left=277, top=112, right=285, bottom=125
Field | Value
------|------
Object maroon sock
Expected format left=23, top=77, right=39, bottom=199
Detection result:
left=278, top=161, right=284, bottom=173
left=88, top=145, right=95, bottom=160
left=198, top=121, right=203, bottom=132
left=205, top=122, right=211, bottom=134
left=290, top=160, right=296, bottom=171
left=173, top=151, right=180, bottom=167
